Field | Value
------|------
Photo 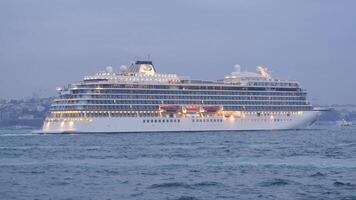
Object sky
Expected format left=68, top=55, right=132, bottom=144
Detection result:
left=0, top=0, right=355, bottom=105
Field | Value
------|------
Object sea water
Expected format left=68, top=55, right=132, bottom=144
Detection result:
left=0, top=124, right=355, bottom=200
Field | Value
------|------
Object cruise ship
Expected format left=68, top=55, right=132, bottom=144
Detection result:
left=42, top=61, right=320, bottom=133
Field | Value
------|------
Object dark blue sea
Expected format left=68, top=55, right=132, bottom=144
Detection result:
left=0, top=124, right=356, bottom=200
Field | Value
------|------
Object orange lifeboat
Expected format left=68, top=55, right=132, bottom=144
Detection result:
left=185, top=105, right=200, bottom=113
left=160, top=105, right=181, bottom=113
left=203, top=105, right=221, bottom=113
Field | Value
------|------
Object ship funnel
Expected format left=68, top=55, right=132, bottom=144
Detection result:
left=129, top=61, right=157, bottom=75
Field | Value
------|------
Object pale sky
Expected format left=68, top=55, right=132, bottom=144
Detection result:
left=0, top=0, right=355, bottom=105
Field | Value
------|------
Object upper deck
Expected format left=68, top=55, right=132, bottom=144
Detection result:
left=51, top=61, right=312, bottom=113
left=73, top=61, right=300, bottom=89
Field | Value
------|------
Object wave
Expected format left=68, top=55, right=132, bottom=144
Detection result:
left=49, top=181, right=70, bottom=186
left=0, top=133, right=39, bottom=137
left=309, top=172, right=326, bottom=177
left=174, top=196, right=199, bottom=200
left=192, top=181, right=224, bottom=187
left=148, top=181, right=224, bottom=190
left=258, top=178, right=297, bottom=187
left=148, top=182, right=192, bottom=189
left=333, top=181, right=356, bottom=187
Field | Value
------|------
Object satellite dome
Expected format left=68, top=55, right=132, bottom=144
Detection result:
left=106, top=66, right=113, bottom=73
left=120, top=65, right=128, bottom=72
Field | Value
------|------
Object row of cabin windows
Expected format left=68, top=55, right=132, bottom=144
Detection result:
left=55, top=95, right=307, bottom=103
left=247, top=118, right=293, bottom=122
left=250, top=82, right=298, bottom=87
left=54, top=100, right=309, bottom=106
left=50, top=112, right=159, bottom=118
left=51, top=105, right=312, bottom=111
left=77, top=83, right=299, bottom=89
left=71, top=89, right=305, bottom=96
left=67, top=94, right=308, bottom=101
left=141, top=118, right=292, bottom=123
left=72, top=84, right=300, bottom=91
left=191, top=118, right=293, bottom=123
left=192, top=119, right=223, bottom=123
left=63, top=92, right=307, bottom=100
left=51, top=105, right=313, bottom=111
left=143, top=119, right=180, bottom=123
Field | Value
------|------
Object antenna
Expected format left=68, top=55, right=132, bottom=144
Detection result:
left=147, top=54, right=151, bottom=61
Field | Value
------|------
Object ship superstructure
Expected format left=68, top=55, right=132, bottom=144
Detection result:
left=42, top=61, right=319, bottom=133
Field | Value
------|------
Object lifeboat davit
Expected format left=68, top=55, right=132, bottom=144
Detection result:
left=203, top=105, right=221, bottom=112
left=160, top=105, right=181, bottom=113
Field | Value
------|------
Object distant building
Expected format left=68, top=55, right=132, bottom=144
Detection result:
left=18, top=114, right=35, bottom=120
left=36, top=105, right=46, bottom=112
left=0, top=111, right=14, bottom=120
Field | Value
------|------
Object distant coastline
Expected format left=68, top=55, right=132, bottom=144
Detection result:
left=0, top=97, right=355, bottom=129
left=0, top=98, right=52, bottom=128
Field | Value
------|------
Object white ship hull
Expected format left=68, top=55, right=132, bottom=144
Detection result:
left=42, top=111, right=319, bottom=134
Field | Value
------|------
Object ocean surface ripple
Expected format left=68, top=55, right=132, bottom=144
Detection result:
left=0, top=124, right=356, bottom=200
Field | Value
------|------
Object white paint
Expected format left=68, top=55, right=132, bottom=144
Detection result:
left=41, top=111, right=319, bottom=133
